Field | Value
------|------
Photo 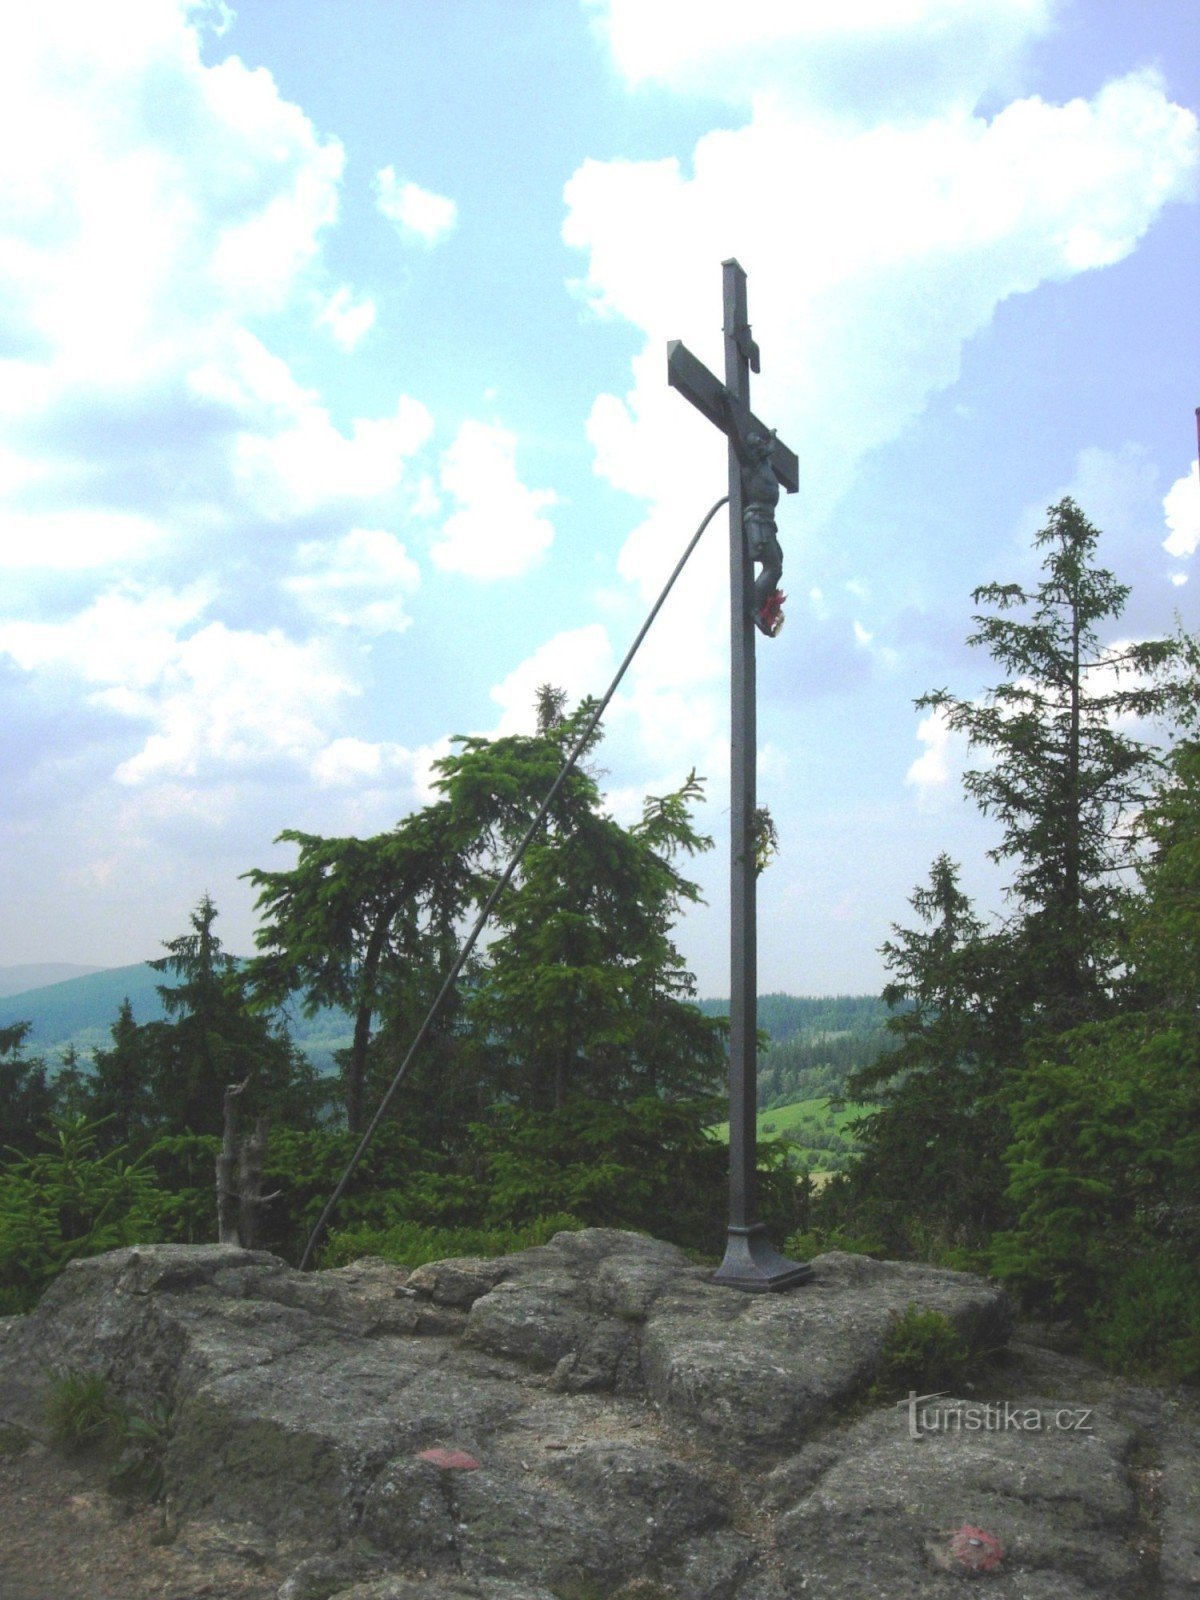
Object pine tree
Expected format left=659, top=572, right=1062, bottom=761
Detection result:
left=469, top=765, right=724, bottom=1111
left=841, top=856, right=1020, bottom=1250
left=995, top=732, right=1200, bottom=1366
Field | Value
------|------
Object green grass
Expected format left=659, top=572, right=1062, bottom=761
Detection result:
left=707, top=1096, right=875, bottom=1171
left=45, top=1370, right=120, bottom=1450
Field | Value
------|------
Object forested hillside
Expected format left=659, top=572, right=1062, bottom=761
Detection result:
left=697, top=993, right=895, bottom=1107
left=8, top=974, right=891, bottom=1108
left=0, top=963, right=103, bottom=999
left=0, top=964, right=170, bottom=1049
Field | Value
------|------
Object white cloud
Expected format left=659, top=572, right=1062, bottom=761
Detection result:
left=432, top=420, right=558, bottom=578
left=221, top=336, right=435, bottom=517
left=0, top=584, right=211, bottom=686
left=489, top=625, right=615, bottom=734
left=0, top=5, right=345, bottom=383
left=285, top=527, right=421, bottom=634
left=566, top=74, right=1197, bottom=536
left=905, top=705, right=960, bottom=804
left=317, top=284, right=377, bottom=350
left=114, top=622, right=356, bottom=783
left=588, top=0, right=1056, bottom=111
left=0, top=509, right=164, bottom=569
left=0, top=8, right=432, bottom=580
left=311, top=737, right=415, bottom=786
left=0, top=583, right=357, bottom=784
left=0, top=7, right=475, bottom=969
left=561, top=49, right=1197, bottom=777
left=1163, top=461, right=1200, bottom=562
left=373, top=166, right=459, bottom=247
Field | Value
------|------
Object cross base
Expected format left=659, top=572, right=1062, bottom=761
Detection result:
left=711, top=1223, right=814, bottom=1292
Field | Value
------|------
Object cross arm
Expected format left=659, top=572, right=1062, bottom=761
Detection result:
left=666, top=340, right=799, bottom=494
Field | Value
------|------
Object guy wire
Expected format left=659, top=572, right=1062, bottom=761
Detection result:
left=299, top=493, right=730, bottom=1270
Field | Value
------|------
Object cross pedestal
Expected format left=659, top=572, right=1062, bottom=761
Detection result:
left=668, top=259, right=813, bottom=1292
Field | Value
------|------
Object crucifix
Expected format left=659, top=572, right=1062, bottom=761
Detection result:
left=668, top=259, right=814, bottom=1291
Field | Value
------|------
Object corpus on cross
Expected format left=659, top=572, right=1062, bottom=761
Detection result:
left=668, top=258, right=813, bottom=1292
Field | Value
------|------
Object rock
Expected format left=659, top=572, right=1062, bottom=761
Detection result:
left=772, top=1395, right=1141, bottom=1598
left=639, top=1248, right=1010, bottom=1459
left=406, top=1258, right=510, bottom=1309
left=277, top=1543, right=393, bottom=1599
left=325, top=1582, right=560, bottom=1600
left=1162, top=1431, right=1200, bottom=1600
left=1, top=1230, right=1187, bottom=1599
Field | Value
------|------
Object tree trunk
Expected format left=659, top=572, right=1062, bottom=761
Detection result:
left=216, top=1079, right=248, bottom=1245
left=345, top=899, right=401, bottom=1133
left=237, top=1117, right=270, bottom=1249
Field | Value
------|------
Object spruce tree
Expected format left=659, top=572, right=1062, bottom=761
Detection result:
left=832, top=499, right=1186, bottom=1255
left=0, top=1022, right=53, bottom=1156
left=919, top=497, right=1179, bottom=1035
left=150, top=895, right=322, bottom=1136
left=86, top=999, right=157, bottom=1148
left=245, top=694, right=725, bottom=1134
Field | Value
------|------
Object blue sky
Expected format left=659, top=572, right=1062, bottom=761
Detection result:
left=1, top=0, right=1197, bottom=997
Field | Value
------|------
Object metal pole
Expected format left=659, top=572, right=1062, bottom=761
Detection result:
left=712, top=259, right=811, bottom=1291
left=725, top=260, right=756, bottom=1236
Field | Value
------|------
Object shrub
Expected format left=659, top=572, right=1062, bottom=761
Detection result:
left=0, top=1116, right=169, bottom=1312
left=784, top=1225, right=887, bottom=1262
left=319, top=1212, right=584, bottom=1270
left=44, top=1369, right=174, bottom=1498
left=107, top=1399, right=174, bottom=1500
left=871, top=1304, right=968, bottom=1399
left=465, top=1095, right=804, bottom=1255
left=1083, top=1247, right=1200, bottom=1383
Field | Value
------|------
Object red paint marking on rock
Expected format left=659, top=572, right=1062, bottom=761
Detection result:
left=417, top=1447, right=481, bottom=1471
left=949, top=1525, right=1004, bottom=1572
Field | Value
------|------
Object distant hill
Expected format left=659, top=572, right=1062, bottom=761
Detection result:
left=0, top=962, right=355, bottom=1073
left=3, top=969, right=891, bottom=1091
left=0, top=963, right=172, bottom=1052
left=708, top=1094, right=877, bottom=1173
left=0, top=963, right=107, bottom=1000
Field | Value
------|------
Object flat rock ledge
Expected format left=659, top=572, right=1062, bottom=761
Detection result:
left=0, top=1230, right=1194, bottom=1599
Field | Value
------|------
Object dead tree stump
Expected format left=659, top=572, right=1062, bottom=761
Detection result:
left=217, top=1079, right=277, bottom=1247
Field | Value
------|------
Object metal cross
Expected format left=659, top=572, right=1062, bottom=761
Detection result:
left=668, top=259, right=813, bottom=1291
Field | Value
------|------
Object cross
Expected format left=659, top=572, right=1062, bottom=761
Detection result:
left=668, top=259, right=813, bottom=1292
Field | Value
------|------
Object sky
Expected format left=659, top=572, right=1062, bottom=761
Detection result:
left=1, top=0, right=1198, bottom=999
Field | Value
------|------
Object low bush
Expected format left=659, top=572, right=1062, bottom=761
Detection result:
left=1082, top=1247, right=1200, bottom=1383
left=871, top=1304, right=969, bottom=1399
left=319, top=1212, right=584, bottom=1270
left=0, top=1116, right=169, bottom=1313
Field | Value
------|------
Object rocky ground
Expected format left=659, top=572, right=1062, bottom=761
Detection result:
left=0, top=1232, right=1195, bottom=1599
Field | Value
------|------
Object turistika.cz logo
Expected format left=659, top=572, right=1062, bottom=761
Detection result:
left=899, top=1392, right=1095, bottom=1441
